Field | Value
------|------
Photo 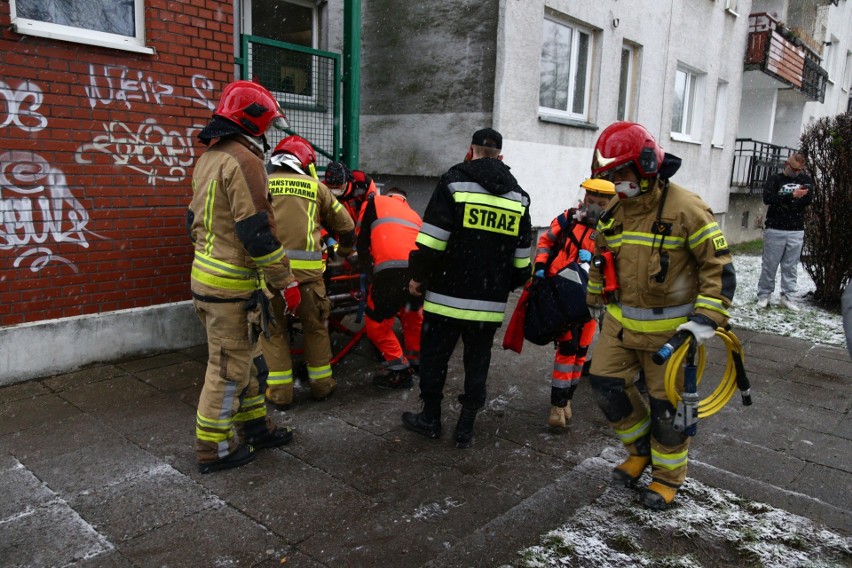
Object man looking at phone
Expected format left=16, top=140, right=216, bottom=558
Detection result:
left=757, top=152, right=813, bottom=311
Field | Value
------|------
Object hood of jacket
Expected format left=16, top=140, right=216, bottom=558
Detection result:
left=450, top=157, right=518, bottom=196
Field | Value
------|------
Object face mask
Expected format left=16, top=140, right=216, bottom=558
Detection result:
left=615, top=180, right=641, bottom=198
left=330, top=187, right=345, bottom=197
left=579, top=203, right=605, bottom=225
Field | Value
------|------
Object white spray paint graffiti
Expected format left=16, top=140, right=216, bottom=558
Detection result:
left=75, top=118, right=202, bottom=185
left=85, top=64, right=216, bottom=111
left=0, top=80, right=48, bottom=132
left=0, top=151, right=104, bottom=273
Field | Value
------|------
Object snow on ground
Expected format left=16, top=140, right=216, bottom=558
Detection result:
left=729, top=253, right=845, bottom=348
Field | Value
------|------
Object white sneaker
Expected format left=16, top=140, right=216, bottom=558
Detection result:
left=756, top=297, right=769, bottom=309
left=779, top=295, right=800, bottom=311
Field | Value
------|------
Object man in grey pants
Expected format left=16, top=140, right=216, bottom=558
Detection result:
left=757, top=153, right=813, bottom=311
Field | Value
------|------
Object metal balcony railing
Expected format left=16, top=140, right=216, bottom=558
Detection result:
left=730, top=139, right=797, bottom=194
left=744, top=12, right=827, bottom=102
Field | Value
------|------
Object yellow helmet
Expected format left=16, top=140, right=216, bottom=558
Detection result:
left=580, top=178, right=616, bottom=195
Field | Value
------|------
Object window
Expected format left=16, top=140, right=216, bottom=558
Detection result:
left=712, top=81, right=728, bottom=147
left=539, top=18, right=592, bottom=122
left=617, top=44, right=636, bottom=121
left=671, top=65, right=704, bottom=140
left=243, top=0, right=319, bottom=101
left=842, top=51, right=852, bottom=93
left=10, top=0, right=151, bottom=54
left=824, top=36, right=839, bottom=82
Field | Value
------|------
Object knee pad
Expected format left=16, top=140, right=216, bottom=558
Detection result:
left=588, top=374, right=633, bottom=423
left=649, top=397, right=686, bottom=446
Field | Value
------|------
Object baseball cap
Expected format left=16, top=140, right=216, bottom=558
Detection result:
left=471, top=128, right=502, bottom=149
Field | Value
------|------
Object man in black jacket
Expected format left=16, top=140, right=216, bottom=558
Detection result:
left=757, top=152, right=813, bottom=311
left=402, top=128, right=532, bottom=448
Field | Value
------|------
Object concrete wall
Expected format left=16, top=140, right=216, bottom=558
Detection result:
left=725, top=193, right=768, bottom=244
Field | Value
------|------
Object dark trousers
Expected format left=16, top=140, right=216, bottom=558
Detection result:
left=418, top=314, right=497, bottom=410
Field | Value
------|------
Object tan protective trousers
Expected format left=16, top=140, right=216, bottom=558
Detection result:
left=588, top=313, right=690, bottom=488
left=262, top=280, right=335, bottom=405
left=193, top=298, right=270, bottom=463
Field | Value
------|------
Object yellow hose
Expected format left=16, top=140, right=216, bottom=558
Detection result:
left=663, top=328, right=745, bottom=419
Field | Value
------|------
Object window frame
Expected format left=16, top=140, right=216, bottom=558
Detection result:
left=617, top=44, right=636, bottom=122
left=841, top=50, right=852, bottom=93
left=671, top=65, right=704, bottom=142
left=538, top=16, right=593, bottom=123
left=9, top=0, right=152, bottom=55
left=711, top=81, right=728, bottom=148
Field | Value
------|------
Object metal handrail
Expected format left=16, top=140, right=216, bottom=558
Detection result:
left=730, top=139, right=797, bottom=194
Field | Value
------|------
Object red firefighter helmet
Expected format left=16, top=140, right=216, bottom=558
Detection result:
left=591, top=122, right=664, bottom=179
left=272, top=135, right=316, bottom=170
left=214, top=80, right=288, bottom=137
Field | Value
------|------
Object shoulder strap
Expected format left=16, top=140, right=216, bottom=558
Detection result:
left=546, top=212, right=581, bottom=267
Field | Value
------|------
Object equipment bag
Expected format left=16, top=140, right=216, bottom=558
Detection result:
left=523, top=262, right=591, bottom=345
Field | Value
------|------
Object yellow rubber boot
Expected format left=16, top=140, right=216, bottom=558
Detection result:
left=640, top=481, right=678, bottom=511
left=612, top=455, right=651, bottom=487
left=547, top=403, right=572, bottom=428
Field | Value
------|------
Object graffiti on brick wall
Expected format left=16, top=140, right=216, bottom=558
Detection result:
left=78, top=66, right=214, bottom=184
left=0, top=80, right=48, bottom=132
left=0, top=151, right=104, bottom=273
left=85, top=64, right=216, bottom=111
left=75, top=118, right=200, bottom=185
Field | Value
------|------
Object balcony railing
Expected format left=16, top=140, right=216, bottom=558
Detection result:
left=744, top=13, right=827, bottom=102
left=731, top=139, right=797, bottom=194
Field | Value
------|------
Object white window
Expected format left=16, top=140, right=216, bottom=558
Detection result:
left=712, top=81, right=728, bottom=147
left=242, top=0, right=319, bottom=102
left=842, top=51, right=852, bottom=93
left=10, top=0, right=151, bottom=54
left=539, top=18, right=592, bottom=122
left=671, top=65, right=704, bottom=140
left=617, top=44, right=636, bottom=121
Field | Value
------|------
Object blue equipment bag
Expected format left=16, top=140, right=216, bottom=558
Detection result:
left=523, top=261, right=591, bottom=345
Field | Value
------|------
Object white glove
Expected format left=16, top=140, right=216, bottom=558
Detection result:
left=676, top=320, right=717, bottom=346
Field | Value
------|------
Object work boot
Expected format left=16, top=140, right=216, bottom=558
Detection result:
left=547, top=403, right=572, bottom=429
left=310, top=377, right=337, bottom=401
left=612, top=454, right=651, bottom=487
left=198, top=445, right=255, bottom=474
left=246, top=425, right=293, bottom=450
left=373, top=368, right=414, bottom=390
left=454, top=407, right=478, bottom=449
left=265, top=385, right=293, bottom=411
left=639, top=481, right=678, bottom=511
left=402, top=402, right=441, bottom=439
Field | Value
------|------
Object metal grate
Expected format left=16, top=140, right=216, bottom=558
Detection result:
left=238, top=35, right=342, bottom=171
left=730, top=138, right=797, bottom=194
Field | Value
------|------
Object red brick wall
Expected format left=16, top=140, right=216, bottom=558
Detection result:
left=0, top=1, right=234, bottom=326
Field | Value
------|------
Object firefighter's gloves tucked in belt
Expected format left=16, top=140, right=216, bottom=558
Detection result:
left=578, top=249, right=592, bottom=263
left=676, top=314, right=717, bottom=346
left=282, top=281, right=302, bottom=315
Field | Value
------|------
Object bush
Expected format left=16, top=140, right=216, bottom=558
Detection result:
left=799, top=114, right=852, bottom=308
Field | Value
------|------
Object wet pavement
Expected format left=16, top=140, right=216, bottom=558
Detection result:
left=1, top=292, right=850, bottom=567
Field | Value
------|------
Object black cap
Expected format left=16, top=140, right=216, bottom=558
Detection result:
left=471, top=128, right=502, bottom=149
left=324, top=161, right=352, bottom=186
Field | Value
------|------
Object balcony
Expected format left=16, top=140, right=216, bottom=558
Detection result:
left=744, top=13, right=828, bottom=102
left=730, top=139, right=797, bottom=194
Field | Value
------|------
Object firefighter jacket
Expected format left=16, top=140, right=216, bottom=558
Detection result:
left=267, top=171, right=355, bottom=283
left=763, top=170, right=813, bottom=231
left=410, top=157, right=532, bottom=325
left=534, top=209, right=596, bottom=278
left=188, top=137, right=294, bottom=300
left=586, top=180, right=736, bottom=350
left=356, top=193, right=422, bottom=275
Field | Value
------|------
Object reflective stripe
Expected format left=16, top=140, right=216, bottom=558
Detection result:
left=252, top=246, right=287, bottom=267
left=587, top=280, right=604, bottom=295
left=306, top=200, right=317, bottom=251
left=535, top=247, right=551, bottom=256
left=372, top=217, right=421, bottom=231
left=615, top=413, right=651, bottom=444
left=196, top=411, right=232, bottom=429
left=515, top=247, right=530, bottom=259
left=191, top=266, right=259, bottom=291
left=419, top=222, right=451, bottom=241
left=284, top=249, right=324, bottom=271
left=267, top=369, right=293, bottom=386
left=620, top=303, right=694, bottom=321
left=451, top=191, right=526, bottom=214
left=233, top=394, right=267, bottom=422
left=203, top=179, right=217, bottom=257
left=695, top=295, right=729, bottom=317
left=652, top=447, right=689, bottom=470
left=553, top=362, right=581, bottom=374
left=425, top=291, right=506, bottom=313
left=448, top=181, right=530, bottom=207
left=416, top=232, right=448, bottom=251
left=424, top=301, right=505, bottom=322
left=331, top=200, right=344, bottom=213
left=607, top=303, right=688, bottom=333
left=424, top=291, right=506, bottom=322
left=513, top=256, right=530, bottom=268
left=689, top=222, right=723, bottom=249
left=195, top=427, right=232, bottom=443
left=307, top=364, right=332, bottom=381
left=620, top=231, right=686, bottom=250
left=194, top=252, right=256, bottom=277
left=375, top=259, right=409, bottom=273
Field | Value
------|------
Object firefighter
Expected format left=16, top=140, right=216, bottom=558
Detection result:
left=323, top=161, right=377, bottom=222
left=586, top=122, right=736, bottom=510
left=354, top=186, right=424, bottom=389
left=533, top=178, right=616, bottom=429
left=187, top=80, right=298, bottom=474
left=262, top=135, right=356, bottom=407
left=402, top=128, right=532, bottom=449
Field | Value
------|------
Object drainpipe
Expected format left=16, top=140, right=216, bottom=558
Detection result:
left=343, top=0, right=361, bottom=169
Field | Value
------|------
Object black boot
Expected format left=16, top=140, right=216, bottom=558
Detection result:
left=373, top=367, right=414, bottom=389
left=401, top=401, right=441, bottom=439
left=244, top=418, right=294, bottom=450
left=454, top=407, right=478, bottom=449
left=198, top=445, right=255, bottom=474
